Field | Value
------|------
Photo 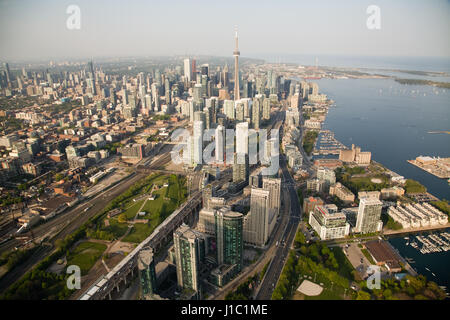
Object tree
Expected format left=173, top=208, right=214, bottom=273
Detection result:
left=294, top=231, right=306, bottom=247
left=382, top=289, right=392, bottom=300
left=356, top=290, right=371, bottom=300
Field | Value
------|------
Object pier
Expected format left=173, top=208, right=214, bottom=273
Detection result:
left=407, top=156, right=450, bottom=179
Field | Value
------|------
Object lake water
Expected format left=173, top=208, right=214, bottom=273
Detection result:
left=258, top=54, right=450, bottom=73
left=315, top=78, right=450, bottom=200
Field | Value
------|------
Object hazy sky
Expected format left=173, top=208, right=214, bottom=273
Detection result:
left=0, top=0, right=449, bottom=61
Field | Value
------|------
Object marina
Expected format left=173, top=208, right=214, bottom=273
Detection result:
left=405, top=232, right=450, bottom=254
left=389, top=229, right=450, bottom=295
left=312, top=130, right=347, bottom=156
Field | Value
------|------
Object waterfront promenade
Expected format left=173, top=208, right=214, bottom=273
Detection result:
left=384, top=224, right=450, bottom=236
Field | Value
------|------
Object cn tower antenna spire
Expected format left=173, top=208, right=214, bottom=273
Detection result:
left=233, top=26, right=240, bottom=100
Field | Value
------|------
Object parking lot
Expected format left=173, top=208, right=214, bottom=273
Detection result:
left=342, top=242, right=372, bottom=279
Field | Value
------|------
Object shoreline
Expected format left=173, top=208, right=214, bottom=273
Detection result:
left=384, top=224, right=450, bottom=237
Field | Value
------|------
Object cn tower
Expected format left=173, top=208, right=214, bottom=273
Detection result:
left=233, top=27, right=240, bottom=100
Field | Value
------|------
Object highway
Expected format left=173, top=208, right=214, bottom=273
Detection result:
left=255, top=106, right=309, bottom=300
left=255, top=154, right=302, bottom=300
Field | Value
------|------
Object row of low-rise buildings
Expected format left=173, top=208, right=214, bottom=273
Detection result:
left=387, top=202, right=448, bottom=229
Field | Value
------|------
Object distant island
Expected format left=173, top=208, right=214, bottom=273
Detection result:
left=390, top=69, right=449, bottom=77
left=395, top=78, right=450, bottom=89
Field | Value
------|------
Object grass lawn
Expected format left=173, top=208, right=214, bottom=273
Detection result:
left=331, top=247, right=355, bottom=280
left=98, top=174, right=187, bottom=244
left=122, top=223, right=153, bottom=243
left=303, top=287, right=343, bottom=300
left=361, top=248, right=376, bottom=265
left=66, top=241, right=107, bottom=275
left=104, top=218, right=129, bottom=239
left=123, top=200, right=145, bottom=220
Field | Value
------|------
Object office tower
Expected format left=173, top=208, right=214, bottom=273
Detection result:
left=250, top=172, right=262, bottom=188
left=263, top=136, right=278, bottom=166
left=310, top=82, right=319, bottom=95
left=355, top=197, right=383, bottom=234
left=17, top=78, right=23, bottom=90
left=290, top=93, right=300, bottom=109
left=233, top=153, right=249, bottom=183
left=252, top=96, right=261, bottom=129
left=233, top=28, right=240, bottom=100
left=262, top=177, right=281, bottom=217
left=165, top=79, right=171, bottom=105
left=202, top=184, right=213, bottom=209
left=198, top=207, right=216, bottom=234
left=215, top=207, right=244, bottom=271
left=86, top=78, right=96, bottom=95
left=138, top=248, right=157, bottom=298
left=222, top=64, right=230, bottom=88
left=193, top=121, right=204, bottom=165
left=236, top=122, right=249, bottom=155
left=205, top=98, right=217, bottom=124
left=235, top=102, right=244, bottom=121
left=193, top=83, right=203, bottom=105
left=224, top=100, right=235, bottom=119
left=128, top=94, right=136, bottom=110
left=201, top=75, right=208, bottom=97
left=262, top=98, right=271, bottom=120
left=173, top=224, right=206, bottom=294
left=193, top=111, right=206, bottom=124
left=270, top=73, right=279, bottom=95
left=145, top=94, right=152, bottom=110
left=186, top=101, right=194, bottom=122
left=122, top=89, right=129, bottom=105
left=242, top=80, right=252, bottom=99
left=154, top=69, right=162, bottom=86
left=215, top=125, right=225, bottom=164
left=203, top=106, right=212, bottom=130
left=300, top=81, right=309, bottom=99
left=47, top=73, right=53, bottom=87
left=184, top=58, right=191, bottom=81
left=244, top=188, right=271, bottom=247
left=201, top=64, right=209, bottom=76
left=289, top=82, right=295, bottom=96
left=88, top=60, right=94, bottom=77
left=154, top=95, right=160, bottom=112
left=191, top=59, right=197, bottom=78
